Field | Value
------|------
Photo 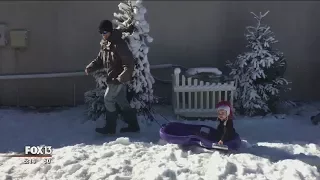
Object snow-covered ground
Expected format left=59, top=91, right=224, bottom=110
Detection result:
left=0, top=103, right=319, bottom=180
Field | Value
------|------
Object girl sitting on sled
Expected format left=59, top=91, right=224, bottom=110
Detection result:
left=215, top=101, right=237, bottom=145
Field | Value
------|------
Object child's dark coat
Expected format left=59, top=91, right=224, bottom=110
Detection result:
left=216, top=119, right=237, bottom=142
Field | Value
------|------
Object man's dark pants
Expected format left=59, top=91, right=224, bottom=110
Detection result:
left=97, top=83, right=139, bottom=134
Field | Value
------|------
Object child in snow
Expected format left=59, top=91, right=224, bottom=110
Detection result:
left=215, top=101, right=237, bottom=145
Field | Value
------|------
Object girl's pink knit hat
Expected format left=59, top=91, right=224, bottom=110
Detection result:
left=216, top=101, right=232, bottom=118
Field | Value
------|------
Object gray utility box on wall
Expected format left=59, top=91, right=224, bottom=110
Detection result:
left=10, top=29, right=28, bottom=48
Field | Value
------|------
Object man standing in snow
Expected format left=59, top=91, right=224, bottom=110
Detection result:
left=85, top=20, right=140, bottom=135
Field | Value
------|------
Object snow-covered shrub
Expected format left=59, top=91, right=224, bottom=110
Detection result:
left=84, top=69, right=108, bottom=121
left=113, top=0, right=155, bottom=112
left=184, top=67, right=222, bottom=83
left=84, top=87, right=106, bottom=120
left=227, top=11, right=290, bottom=116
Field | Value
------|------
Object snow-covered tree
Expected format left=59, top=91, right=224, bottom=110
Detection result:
left=227, top=11, right=289, bottom=116
left=113, top=0, right=155, bottom=112
left=84, top=69, right=108, bottom=120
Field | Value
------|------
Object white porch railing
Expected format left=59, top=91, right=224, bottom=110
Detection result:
left=172, top=68, right=236, bottom=118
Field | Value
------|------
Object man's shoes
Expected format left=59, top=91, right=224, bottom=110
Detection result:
left=95, top=127, right=116, bottom=135
left=120, top=108, right=140, bottom=133
left=95, top=110, right=118, bottom=135
left=120, top=126, right=140, bottom=133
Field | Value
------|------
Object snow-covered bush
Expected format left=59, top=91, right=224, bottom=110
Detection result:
left=113, top=0, right=155, bottom=111
left=227, top=11, right=289, bottom=116
left=185, top=67, right=222, bottom=83
left=84, top=87, right=106, bottom=120
left=84, top=69, right=108, bottom=120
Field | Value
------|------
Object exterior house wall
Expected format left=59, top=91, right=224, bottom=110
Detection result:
left=0, top=1, right=319, bottom=106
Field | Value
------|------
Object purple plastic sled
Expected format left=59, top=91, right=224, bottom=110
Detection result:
left=159, top=122, right=241, bottom=151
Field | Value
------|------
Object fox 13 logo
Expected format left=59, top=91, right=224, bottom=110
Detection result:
left=24, top=146, right=52, bottom=156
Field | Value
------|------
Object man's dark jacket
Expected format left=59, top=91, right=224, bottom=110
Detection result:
left=85, top=29, right=134, bottom=84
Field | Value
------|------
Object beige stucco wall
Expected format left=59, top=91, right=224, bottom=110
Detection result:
left=0, top=1, right=319, bottom=106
